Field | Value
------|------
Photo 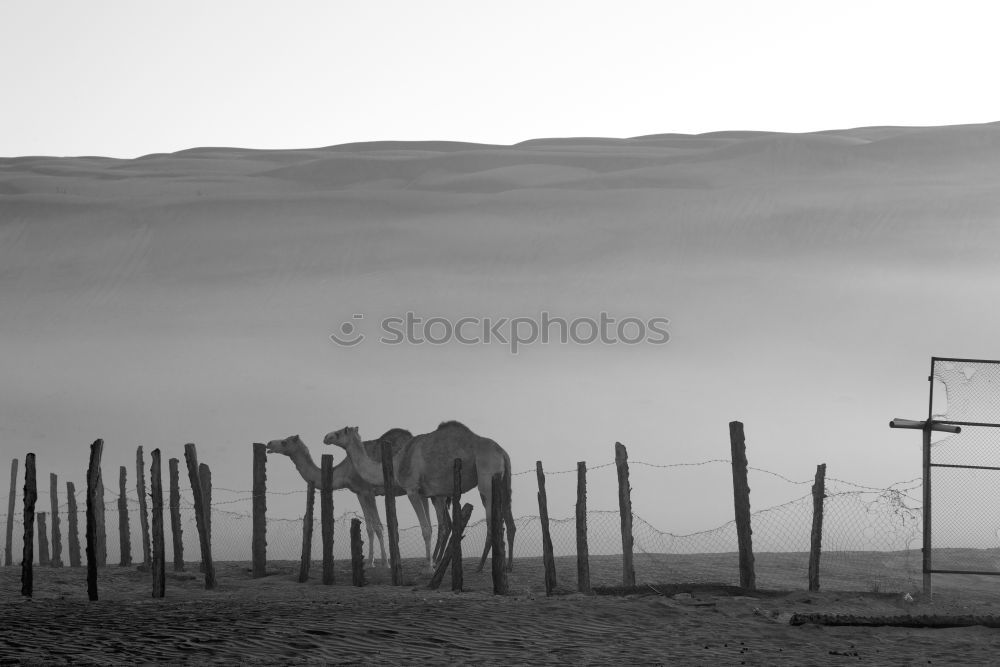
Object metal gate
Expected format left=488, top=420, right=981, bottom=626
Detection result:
left=892, top=357, right=1000, bottom=594
left=926, top=357, right=1000, bottom=576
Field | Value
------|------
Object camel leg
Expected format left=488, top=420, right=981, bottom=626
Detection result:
left=405, top=492, right=434, bottom=570
left=476, top=491, right=493, bottom=572
left=357, top=493, right=387, bottom=567
left=504, top=492, right=516, bottom=572
left=361, top=504, right=377, bottom=567
left=476, top=472, right=513, bottom=572
left=504, top=471, right=515, bottom=572
left=372, top=518, right=387, bottom=568
left=355, top=492, right=376, bottom=567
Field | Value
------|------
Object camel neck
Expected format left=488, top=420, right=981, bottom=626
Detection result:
left=290, top=448, right=351, bottom=489
left=347, top=437, right=394, bottom=486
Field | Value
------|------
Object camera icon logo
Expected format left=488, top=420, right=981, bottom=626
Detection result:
left=329, top=314, right=366, bottom=347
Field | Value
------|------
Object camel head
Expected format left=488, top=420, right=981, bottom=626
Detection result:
left=265, top=434, right=306, bottom=457
left=323, top=426, right=360, bottom=449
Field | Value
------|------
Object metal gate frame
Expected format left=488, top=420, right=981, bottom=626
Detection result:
left=890, top=356, right=1000, bottom=595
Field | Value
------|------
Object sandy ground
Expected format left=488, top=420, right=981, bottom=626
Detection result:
left=2, top=558, right=1000, bottom=665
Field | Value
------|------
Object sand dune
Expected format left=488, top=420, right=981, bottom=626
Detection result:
left=2, top=121, right=1000, bottom=535
left=8, top=123, right=998, bottom=199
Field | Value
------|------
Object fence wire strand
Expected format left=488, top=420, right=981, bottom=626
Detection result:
left=0, top=457, right=933, bottom=593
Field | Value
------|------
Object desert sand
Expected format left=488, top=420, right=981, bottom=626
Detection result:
left=3, top=557, right=1000, bottom=665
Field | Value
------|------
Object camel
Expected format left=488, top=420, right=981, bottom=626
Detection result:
left=265, top=430, right=450, bottom=568
left=325, top=420, right=516, bottom=572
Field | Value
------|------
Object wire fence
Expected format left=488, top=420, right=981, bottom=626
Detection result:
left=1, top=457, right=926, bottom=593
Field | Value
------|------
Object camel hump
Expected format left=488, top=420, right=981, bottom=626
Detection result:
left=378, top=428, right=413, bottom=443
left=363, top=428, right=414, bottom=461
left=437, top=420, right=472, bottom=432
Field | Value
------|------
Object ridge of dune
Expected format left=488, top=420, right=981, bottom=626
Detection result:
left=3, top=120, right=997, bottom=164
left=325, top=140, right=505, bottom=153
left=2, top=121, right=1000, bottom=199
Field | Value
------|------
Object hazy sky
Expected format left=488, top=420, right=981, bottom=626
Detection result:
left=3, top=0, right=999, bottom=158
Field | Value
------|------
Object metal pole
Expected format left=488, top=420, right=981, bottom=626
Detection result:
left=924, top=359, right=935, bottom=598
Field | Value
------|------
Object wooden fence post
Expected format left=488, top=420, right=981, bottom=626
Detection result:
left=168, top=458, right=183, bottom=571
left=380, top=441, right=402, bottom=586
left=136, top=446, right=151, bottom=568
left=183, top=443, right=216, bottom=589
left=66, top=481, right=81, bottom=567
left=252, top=443, right=267, bottom=578
left=22, top=453, right=36, bottom=596
left=5, top=458, right=16, bottom=567
left=95, top=466, right=106, bottom=568
left=576, top=461, right=591, bottom=593
left=451, top=458, right=463, bottom=592
left=429, top=503, right=473, bottom=590
left=298, top=481, right=315, bottom=583
left=536, top=461, right=557, bottom=595
left=150, top=449, right=165, bottom=598
left=490, top=472, right=508, bottom=595
left=321, top=454, right=334, bottom=585
left=86, top=439, right=104, bottom=600
left=615, top=442, right=636, bottom=588
left=37, top=513, right=50, bottom=566
left=350, top=517, right=366, bottom=587
left=729, top=421, right=756, bottom=590
left=808, top=463, right=827, bottom=592
left=198, top=463, right=212, bottom=572
left=118, top=466, right=132, bottom=567
left=49, top=473, right=62, bottom=567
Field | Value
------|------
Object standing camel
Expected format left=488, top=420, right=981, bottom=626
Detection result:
left=325, top=420, right=516, bottom=572
left=265, top=430, right=449, bottom=568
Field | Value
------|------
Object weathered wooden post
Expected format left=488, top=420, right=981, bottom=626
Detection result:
left=183, top=443, right=216, bottom=589
left=729, top=421, right=756, bottom=590
left=37, top=513, right=50, bottom=566
left=66, top=481, right=81, bottom=567
left=49, top=473, right=62, bottom=567
left=576, top=461, right=591, bottom=593
left=536, top=461, right=557, bottom=595
left=136, top=446, right=151, bottom=568
left=150, top=449, right=165, bottom=598
left=614, top=443, right=635, bottom=588
left=350, top=517, right=366, bottom=587
left=198, top=463, right=212, bottom=572
left=252, top=443, right=267, bottom=578
left=86, top=439, right=104, bottom=600
left=22, top=453, right=36, bottom=596
left=490, top=472, right=508, bottom=595
left=429, top=503, right=473, bottom=590
left=200, top=463, right=212, bottom=543
left=298, top=481, right=315, bottom=583
left=321, top=454, right=334, bottom=585
left=168, top=458, right=184, bottom=571
left=5, top=458, right=16, bottom=567
left=451, top=458, right=463, bottom=592
left=117, top=466, right=132, bottom=567
left=381, top=440, right=402, bottom=586
left=808, top=463, right=826, bottom=592
left=95, top=470, right=106, bottom=568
